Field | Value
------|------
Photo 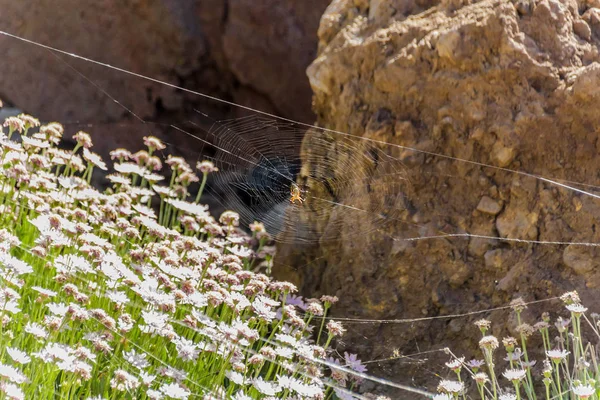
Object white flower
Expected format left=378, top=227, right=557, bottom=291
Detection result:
left=499, top=395, right=517, bottom=400
left=24, top=322, right=48, bottom=339
left=54, top=254, right=94, bottom=275
left=141, top=310, right=169, bottom=331
left=83, top=148, right=107, bottom=170
left=6, top=348, right=30, bottom=364
left=47, top=302, right=69, bottom=316
left=107, top=290, right=129, bottom=306
left=566, top=303, right=588, bottom=315
left=226, top=370, right=246, bottom=385
left=232, top=392, right=252, bottom=400
left=546, top=349, right=570, bottom=362
left=173, top=337, right=200, bottom=361
left=123, top=349, right=149, bottom=369
left=22, top=135, right=50, bottom=149
left=106, top=174, right=131, bottom=185
left=152, top=185, right=176, bottom=197
left=164, top=198, right=209, bottom=218
left=437, top=380, right=464, bottom=394
left=252, top=295, right=279, bottom=322
left=1, top=382, right=24, bottom=400
left=146, top=389, right=163, bottom=400
left=502, top=368, right=526, bottom=382
left=114, top=162, right=149, bottom=176
left=0, top=254, right=33, bottom=276
left=110, top=369, right=139, bottom=391
left=139, top=371, right=156, bottom=386
left=159, top=382, right=190, bottom=399
left=573, top=384, right=595, bottom=398
left=31, top=286, right=57, bottom=297
left=252, top=377, right=281, bottom=396
left=182, top=292, right=208, bottom=308
left=445, top=356, right=464, bottom=370
left=227, top=245, right=252, bottom=258
left=0, top=363, right=27, bottom=384
left=275, top=346, right=294, bottom=359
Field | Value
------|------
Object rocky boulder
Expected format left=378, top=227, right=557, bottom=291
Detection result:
left=275, top=0, right=600, bottom=395
left=0, top=0, right=330, bottom=156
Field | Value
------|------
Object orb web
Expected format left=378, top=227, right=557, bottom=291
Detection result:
left=164, top=114, right=412, bottom=246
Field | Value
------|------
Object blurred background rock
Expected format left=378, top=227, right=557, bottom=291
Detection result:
left=0, top=0, right=330, bottom=156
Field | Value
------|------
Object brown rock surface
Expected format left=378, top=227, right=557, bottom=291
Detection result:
left=0, top=0, right=329, bottom=156
left=275, top=0, right=600, bottom=395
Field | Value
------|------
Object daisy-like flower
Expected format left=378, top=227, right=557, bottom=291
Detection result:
left=6, top=348, right=30, bottom=365
left=83, top=148, right=108, bottom=170
left=1, top=382, right=25, bottom=400
left=474, top=318, right=491, bottom=332
left=173, top=337, right=200, bottom=361
left=73, top=131, right=93, bottom=148
left=24, top=322, right=48, bottom=339
left=110, top=369, right=140, bottom=392
left=31, top=286, right=57, bottom=298
left=164, top=198, right=209, bottom=218
left=232, top=392, right=252, bottom=400
left=502, top=368, right=527, bottom=383
left=18, top=113, right=40, bottom=129
left=566, top=303, right=588, bottom=316
left=3, top=116, right=25, bottom=133
left=546, top=349, right=570, bottom=362
left=152, top=185, right=177, bottom=197
left=473, top=372, right=489, bottom=384
left=22, top=135, right=50, bottom=149
left=344, top=352, right=367, bottom=373
left=326, top=320, right=346, bottom=337
left=140, top=310, right=169, bottom=334
left=106, top=173, right=131, bottom=185
left=560, top=291, right=581, bottom=305
left=252, top=377, right=281, bottom=396
left=445, top=356, right=464, bottom=372
left=143, top=135, right=166, bottom=151
left=0, top=363, right=27, bottom=384
left=159, top=382, right=190, bottom=399
left=478, top=336, right=499, bottom=353
left=107, top=290, right=129, bottom=306
left=437, top=379, right=464, bottom=394
left=467, top=359, right=486, bottom=370
left=122, top=349, right=149, bottom=369
left=146, top=389, right=163, bottom=400
left=226, top=370, right=246, bottom=385
left=114, top=162, right=149, bottom=176
left=197, top=160, right=219, bottom=173
left=573, top=384, right=595, bottom=399
left=139, top=371, right=156, bottom=386
left=47, top=302, right=69, bottom=316
left=220, top=210, right=239, bottom=226
left=109, top=148, right=132, bottom=160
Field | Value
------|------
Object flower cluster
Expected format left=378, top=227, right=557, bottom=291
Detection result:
left=438, top=292, right=600, bottom=400
left=0, top=114, right=362, bottom=399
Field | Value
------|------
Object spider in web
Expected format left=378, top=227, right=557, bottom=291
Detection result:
left=289, top=183, right=305, bottom=205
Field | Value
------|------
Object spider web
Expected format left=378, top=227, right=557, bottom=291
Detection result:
left=2, top=29, right=600, bottom=399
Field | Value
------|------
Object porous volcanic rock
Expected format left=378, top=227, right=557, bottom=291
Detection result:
left=275, top=0, right=600, bottom=395
left=0, top=0, right=329, bottom=157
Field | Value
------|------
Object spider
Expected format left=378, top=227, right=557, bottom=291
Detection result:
left=289, top=183, right=305, bottom=205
